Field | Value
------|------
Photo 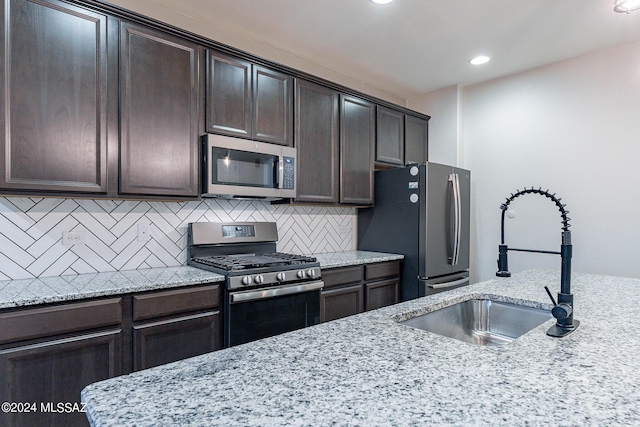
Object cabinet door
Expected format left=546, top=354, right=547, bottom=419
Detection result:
left=205, top=50, right=252, bottom=138
left=320, top=284, right=364, bottom=322
left=0, top=0, right=108, bottom=194
left=340, top=95, right=375, bottom=205
left=0, top=330, right=121, bottom=427
left=405, top=115, right=429, bottom=164
left=133, top=311, right=221, bottom=371
left=253, top=65, right=293, bottom=145
left=119, top=22, right=200, bottom=197
left=376, top=106, right=404, bottom=166
left=294, top=79, right=339, bottom=203
left=365, top=278, right=399, bottom=311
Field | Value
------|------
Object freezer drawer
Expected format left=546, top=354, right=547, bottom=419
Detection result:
left=420, top=272, right=470, bottom=296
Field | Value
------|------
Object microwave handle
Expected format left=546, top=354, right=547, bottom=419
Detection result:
left=273, top=158, right=280, bottom=189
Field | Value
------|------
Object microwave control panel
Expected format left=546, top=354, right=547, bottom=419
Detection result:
left=283, top=157, right=295, bottom=190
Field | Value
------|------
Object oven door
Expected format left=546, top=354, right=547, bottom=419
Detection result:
left=225, top=280, right=323, bottom=347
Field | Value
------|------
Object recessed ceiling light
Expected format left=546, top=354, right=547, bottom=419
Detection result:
left=614, top=0, right=640, bottom=13
left=469, top=55, right=490, bottom=65
left=370, top=0, right=395, bottom=4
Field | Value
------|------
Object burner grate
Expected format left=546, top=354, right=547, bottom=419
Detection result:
left=193, top=252, right=317, bottom=271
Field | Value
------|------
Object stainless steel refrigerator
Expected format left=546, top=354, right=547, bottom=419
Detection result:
left=358, top=162, right=471, bottom=301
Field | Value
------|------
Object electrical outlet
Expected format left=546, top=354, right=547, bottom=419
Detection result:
left=62, top=231, right=86, bottom=245
left=137, top=223, right=151, bottom=242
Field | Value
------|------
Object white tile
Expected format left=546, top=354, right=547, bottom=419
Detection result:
left=0, top=195, right=357, bottom=278
left=110, top=204, right=151, bottom=238
left=25, top=198, right=65, bottom=221
left=26, top=242, right=72, bottom=277
left=121, top=247, right=152, bottom=270
left=71, top=245, right=116, bottom=272
left=72, top=208, right=117, bottom=245
left=110, top=240, right=148, bottom=270
left=0, top=253, right=35, bottom=280
left=40, top=251, right=80, bottom=278
left=27, top=199, right=79, bottom=239
left=27, top=215, right=79, bottom=258
left=0, top=233, right=36, bottom=268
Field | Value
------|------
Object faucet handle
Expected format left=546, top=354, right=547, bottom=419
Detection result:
left=544, top=286, right=573, bottom=321
left=544, top=286, right=557, bottom=305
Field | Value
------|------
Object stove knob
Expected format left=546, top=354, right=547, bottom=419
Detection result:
left=297, top=270, right=306, bottom=279
left=254, top=275, right=264, bottom=284
left=242, top=276, right=253, bottom=286
left=276, top=272, right=286, bottom=282
left=306, top=269, right=316, bottom=278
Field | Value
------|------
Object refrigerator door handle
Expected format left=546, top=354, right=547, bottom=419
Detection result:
left=427, top=277, right=469, bottom=289
left=449, top=173, right=462, bottom=266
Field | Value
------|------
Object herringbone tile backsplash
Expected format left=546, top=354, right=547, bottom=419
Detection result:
left=0, top=197, right=356, bottom=280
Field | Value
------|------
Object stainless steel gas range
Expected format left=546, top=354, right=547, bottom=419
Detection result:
left=187, top=222, right=323, bottom=347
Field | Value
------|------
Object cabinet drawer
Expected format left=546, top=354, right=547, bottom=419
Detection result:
left=0, top=298, right=122, bottom=345
left=133, top=285, right=220, bottom=322
left=133, top=311, right=221, bottom=371
left=321, top=266, right=363, bottom=289
left=365, top=261, right=400, bottom=280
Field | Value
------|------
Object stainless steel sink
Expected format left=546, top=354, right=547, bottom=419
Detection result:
left=399, top=299, right=552, bottom=346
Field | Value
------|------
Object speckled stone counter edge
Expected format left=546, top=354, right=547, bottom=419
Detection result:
left=0, top=251, right=403, bottom=309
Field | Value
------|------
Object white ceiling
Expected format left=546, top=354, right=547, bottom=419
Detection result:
left=148, top=0, right=640, bottom=100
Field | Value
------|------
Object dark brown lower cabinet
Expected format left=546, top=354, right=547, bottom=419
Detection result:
left=365, top=278, right=400, bottom=311
left=133, top=311, right=221, bottom=370
left=321, top=261, right=400, bottom=323
left=131, top=284, right=221, bottom=370
left=0, top=330, right=121, bottom=427
left=0, top=283, right=222, bottom=427
left=320, top=284, right=363, bottom=322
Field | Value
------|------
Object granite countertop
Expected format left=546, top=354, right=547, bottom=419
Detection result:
left=313, top=250, right=403, bottom=269
left=0, top=267, right=225, bottom=309
left=81, top=269, right=640, bottom=426
left=0, top=251, right=401, bottom=309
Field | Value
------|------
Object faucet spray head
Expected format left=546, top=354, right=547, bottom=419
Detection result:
left=496, top=244, right=511, bottom=277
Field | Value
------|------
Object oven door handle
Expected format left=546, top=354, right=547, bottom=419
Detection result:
left=229, top=280, right=324, bottom=304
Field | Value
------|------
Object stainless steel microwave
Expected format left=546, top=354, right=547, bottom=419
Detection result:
left=202, top=134, right=296, bottom=200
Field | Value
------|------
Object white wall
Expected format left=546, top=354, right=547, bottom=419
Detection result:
left=408, top=86, right=460, bottom=165
left=411, top=41, right=640, bottom=283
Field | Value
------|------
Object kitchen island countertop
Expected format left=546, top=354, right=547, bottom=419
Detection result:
left=81, top=269, right=640, bottom=426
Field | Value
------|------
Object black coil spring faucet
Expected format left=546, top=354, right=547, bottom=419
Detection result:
left=496, top=187, right=580, bottom=338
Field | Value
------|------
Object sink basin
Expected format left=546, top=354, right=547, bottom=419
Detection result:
left=399, top=299, right=552, bottom=346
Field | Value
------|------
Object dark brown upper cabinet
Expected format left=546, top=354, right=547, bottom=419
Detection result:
left=205, top=52, right=252, bottom=138
left=253, top=65, right=293, bottom=145
left=119, top=22, right=201, bottom=197
left=294, top=79, right=340, bottom=203
left=0, top=0, right=109, bottom=194
left=376, top=106, right=405, bottom=166
left=405, top=114, right=429, bottom=164
left=340, top=94, right=375, bottom=205
left=206, top=50, right=293, bottom=146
